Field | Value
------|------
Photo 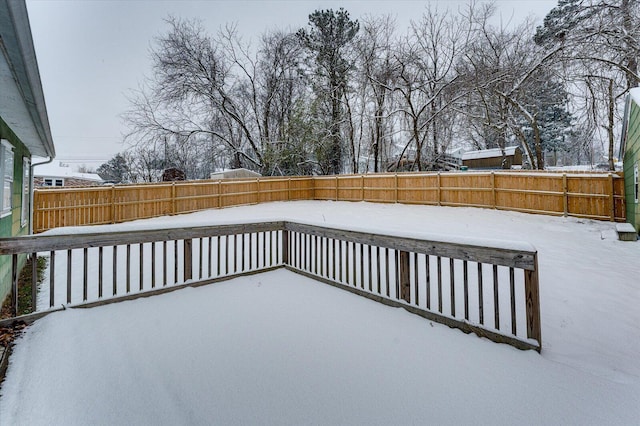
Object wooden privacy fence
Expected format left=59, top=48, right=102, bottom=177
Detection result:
left=0, top=221, right=541, bottom=351
left=33, top=171, right=625, bottom=233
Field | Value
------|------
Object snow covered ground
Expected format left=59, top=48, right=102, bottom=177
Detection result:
left=1, top=201, right=639, bottom=424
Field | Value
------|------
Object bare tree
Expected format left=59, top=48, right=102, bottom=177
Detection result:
left=536, top=0, right=640, bottom=169
left=458, top=4, right=572, bottom=170
left=390, top=5, right=476, bottom=171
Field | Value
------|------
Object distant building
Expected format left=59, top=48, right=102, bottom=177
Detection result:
left=620, top=88, right=640, bottom=234
left=162, top=167, right=186, bottom=182
left=210, top=168, right=261, bottom=179
left=462, top=146, right=523, bottom=170
left=34, top=160, right=102, bottom=187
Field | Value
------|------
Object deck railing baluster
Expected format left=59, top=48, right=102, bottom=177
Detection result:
left=493, top=264, right=500, bottom=330
left=67, top=249, right=72, bottom=303
left=50, top=251, right=55, bottom=307
left=83, top=247, right=88, bottom=301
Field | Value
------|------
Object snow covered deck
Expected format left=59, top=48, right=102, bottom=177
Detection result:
left=1, top=201, right=639, bottom=424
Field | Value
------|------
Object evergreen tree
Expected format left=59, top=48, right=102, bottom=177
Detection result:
left=97, top=153, right=133, bottom=183
left=297, top=8, right=359, bottom=175
left=518, top=77, right=573, bottom=160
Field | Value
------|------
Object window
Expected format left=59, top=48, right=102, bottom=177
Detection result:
left=0, top=140, right=14, bottom=217
left=22, top=157, right=30, bottom=227
left=43, top=178, right=63, bottom=187
left=635, top=162, right=639, bottom=204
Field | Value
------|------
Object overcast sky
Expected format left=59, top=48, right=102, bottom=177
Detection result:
left=25, top=0, right=558, bottom=170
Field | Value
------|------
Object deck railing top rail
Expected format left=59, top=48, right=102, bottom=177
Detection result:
left=0, top=221, right=286, bottom=254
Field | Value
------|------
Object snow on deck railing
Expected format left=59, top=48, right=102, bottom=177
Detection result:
left=0, top=221, right=541, bottom=351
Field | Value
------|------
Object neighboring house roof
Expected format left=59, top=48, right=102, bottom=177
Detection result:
left=462, top=146, right=520, bottom=161
left=446, top=147, right=466, bottom=158
left=0, top=0, right=55, bottom=157
left=34, top=160, right=102, bottom=182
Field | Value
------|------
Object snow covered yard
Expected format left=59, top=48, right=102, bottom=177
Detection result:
left=1, top=201, right=639, bottom=424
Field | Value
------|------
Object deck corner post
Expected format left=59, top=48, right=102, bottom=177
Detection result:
left=282, top=229, right=289, bottom=265
left=399, top=250, right=410, bottom=303
left=524, top=252, right=542, bottom=351
left=184, top=238, right=192, bottom=281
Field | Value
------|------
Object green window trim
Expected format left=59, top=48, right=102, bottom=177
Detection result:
left=21, top=157, right=30, bottom=227
left=0, top=139, right=14, bottom=218
left=634, top=162, right=639, bottom=204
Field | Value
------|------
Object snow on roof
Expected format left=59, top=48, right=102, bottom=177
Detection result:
left=462, top=146, right=520, bottom=161
left=210, top=168, right=261, bottom=179
left=629, top=87, right=640, bottom=106
left=446, top=147, right=466, bottom=158
left=33, top=160, right=102, bottom=181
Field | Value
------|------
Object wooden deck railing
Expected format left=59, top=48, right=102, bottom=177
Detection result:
left=0, top=221, right=541, bottom=351
left=33, top=171, right=625, bottom=233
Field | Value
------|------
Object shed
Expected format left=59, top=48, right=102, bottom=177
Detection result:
left=462, top=146, right=522, bottom=169
left=619, top=88, right=640, bottom=236
left=210, top=168, right=261, bottom=179
left=0, top=0, right=56, bottom=303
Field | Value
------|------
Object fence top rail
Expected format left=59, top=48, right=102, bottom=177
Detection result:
left=32, top=170, right=624, bottom=194
left=0, top=220, right=537, bottom=270
left=311, top=171, right=623, bottom=179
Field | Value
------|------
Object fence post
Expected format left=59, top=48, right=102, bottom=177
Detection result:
left=287, top=178, right=291, bottom=201
left=171, top=182, right=176, bottom=215
left=361, top=175, right=365, bottom=201
left=217, top=179, right=222, bottom=208
left=609, top=173, right=615, bottom=221
left=335, top=175, right=339, bottom=201
left=491, top=172, right=496, bottom=208
left=110, top=185, right=116, bottom=224
left=562, top=174, right=568, bottom=217
left=394, top=173, right=398, bottom=203
left=437, top=172, right=441, bottom=206
left=184, top=239, right=192, bottom=281
left=282, top=229, right=289, bottom=265
left=399, top=251, right=410, bottom=303
left=256, top=177, right=261, bottom=204
left=524, top=253, right=542, bottom=351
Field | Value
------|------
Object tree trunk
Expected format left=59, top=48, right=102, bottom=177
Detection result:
left=607, top=79, right=615, bottom=171
left=622, top=0, right=639, bottom=90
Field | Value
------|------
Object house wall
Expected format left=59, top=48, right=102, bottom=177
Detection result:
left=34, top=176, right=101, bottom=187
left=624, top=99, right=640, bottom=232
left=0, top=116, right=30, bottom=304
